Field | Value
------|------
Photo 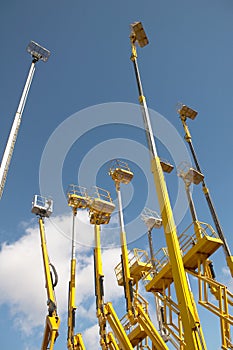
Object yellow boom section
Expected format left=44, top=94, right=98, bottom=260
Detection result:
left=38, top=217, right=60, bottom=350
left=129, top=22, right=207, bottom=349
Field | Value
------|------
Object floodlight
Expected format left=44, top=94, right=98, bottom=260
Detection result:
left=31, top=195, right=53, bottom=218
left=131, top=22, right=149, bottom=48
left=178, top=105, right=198, bottom=120
left=27, top=40, right=50, bottom=62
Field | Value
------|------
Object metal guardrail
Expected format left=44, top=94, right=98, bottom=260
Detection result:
left=142, top=221, right=218, bottom=277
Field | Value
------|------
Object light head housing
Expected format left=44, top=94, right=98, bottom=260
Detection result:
left=178, top=104, right=198, bottom=120
left=130, top=22, right=149, bottom=48
left=27, top=40, right=50, bottom=62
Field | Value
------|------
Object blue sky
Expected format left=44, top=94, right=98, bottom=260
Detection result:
left=1, top=0, right=233, bottom=349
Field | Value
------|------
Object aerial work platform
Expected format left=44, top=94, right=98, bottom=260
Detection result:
left=145, top=225, right=223, bottom=292
left=127, top=324, right=147, bottom=347
left=67, top=184, right=89, bottom=210
left=115, top=249, right=152, bottom=286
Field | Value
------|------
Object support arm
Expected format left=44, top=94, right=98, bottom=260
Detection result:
left=115, top=184, right=135, bottom=318
left=67, top=210, right=86, bottom=350
left=114, top=175, right=168, bottom=349
left=181, top=116, right=233, bottom=276
left=0, top=60, right=36, bottom=198
left=38, top=217, right=60, bottom=350
left=94, top=224, right=121, bottom=349
left=104, top=303, right=133, bottom=350
left=131, top=39, right=207, bottom=349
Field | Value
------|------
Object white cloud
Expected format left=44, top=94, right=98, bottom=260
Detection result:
left=0, top=211, right=123, bottom=347
left=0, top=229, right=45, bottom=334
left=83, top=323, right=100, bottom=348
left=221, top=266, right=233, bottom=294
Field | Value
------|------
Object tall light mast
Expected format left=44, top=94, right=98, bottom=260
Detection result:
left=178, top=104, right=233, bottom=277
left=0, top=41, right=50, bottom=198
left=129, top=21, right=207, bottom=349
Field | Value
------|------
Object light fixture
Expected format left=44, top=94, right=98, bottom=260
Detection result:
left=131, top=22, right=149, bottom=48
left=26, top=40, right=50, bottom=62
left=178, top=104, right=198, bottom=120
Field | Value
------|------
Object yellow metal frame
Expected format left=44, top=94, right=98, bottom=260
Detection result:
left=136, top=212, right=233, bottom=350
left=188, top=261, right=233, bottom=349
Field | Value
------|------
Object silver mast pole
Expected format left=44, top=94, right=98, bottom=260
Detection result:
left=0, top=60, right=36, bottom=198
left=0, top=40, right=50, bottom=198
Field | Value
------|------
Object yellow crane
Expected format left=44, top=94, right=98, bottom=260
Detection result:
left=88, top=186, right=134, bottom=350
left=66, top=185, right=88, bottom=350
left=129, top=21, right=207, bottom=349
left=109, top=159, right=169, bottom=350
left=31, top=195, right=60, bottom=350
left=178, top=104, right=233, bottom=277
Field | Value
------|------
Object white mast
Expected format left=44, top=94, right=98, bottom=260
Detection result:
left=0, top=41, right=50, bottom=198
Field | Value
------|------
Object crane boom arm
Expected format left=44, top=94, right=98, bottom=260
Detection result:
left=94, top=229, right=109, bottom=348
left=67, top=210, right=87, bottom=350
left=67, top=257, right=86, bottom=349
left=181, top=117, right=233, bottom=276
left=115, top=184, right=168, bottom=349
left=120, top=234, right=134, bottom=316
left=38, top=217, right=60, bottom=350
left=0, top=60, right=36, bottom=198
left=73, top=334, right=87, bottom=350
left=67, top=258, right=77, bottom=348
left=130, top=37, right=207, bottom=349
left=105, top=302, right=133, bottom=350
left=136, top=303, right=168, bottom=350
left=115, top=186, right=134, bottom=316
left=94, top=224, right=130, bottom=350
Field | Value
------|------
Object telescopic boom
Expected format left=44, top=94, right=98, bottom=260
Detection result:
left=130, top=22, right=207, bottom=349
left=0, top=41, right=50, bottom=199
left=31, top=195, right=60, bottom=350
left=178, top=105, right=233, bottom=277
